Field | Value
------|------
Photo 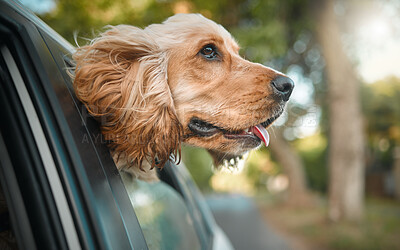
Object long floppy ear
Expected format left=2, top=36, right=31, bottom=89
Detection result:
left=73, top=25, right=183, bottom=170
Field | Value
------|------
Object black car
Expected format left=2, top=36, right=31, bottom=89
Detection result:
left=0, top=0, right=233, bottom=249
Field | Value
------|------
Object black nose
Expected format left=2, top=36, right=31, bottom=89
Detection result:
left=271, top=75, right=294, bottom=101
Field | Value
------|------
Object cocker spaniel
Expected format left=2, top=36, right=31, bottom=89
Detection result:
left=73, top=13, right=294, bottom=181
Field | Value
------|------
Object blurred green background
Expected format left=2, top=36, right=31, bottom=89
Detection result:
left=20, top=0, right=400, bottom=248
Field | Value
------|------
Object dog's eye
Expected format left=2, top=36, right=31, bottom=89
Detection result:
left=200, top=44, right=218, bottom=60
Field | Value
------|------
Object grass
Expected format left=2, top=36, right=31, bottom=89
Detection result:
left=257, top=195, right=400, bottom=250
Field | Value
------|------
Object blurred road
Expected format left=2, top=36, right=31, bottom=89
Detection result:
left=206, top=194, right=289, bottom=250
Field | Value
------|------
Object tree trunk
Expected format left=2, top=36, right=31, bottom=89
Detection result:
left=316, top=0, right=365, bottom=221
left=269, top=129, right=312, bottom=206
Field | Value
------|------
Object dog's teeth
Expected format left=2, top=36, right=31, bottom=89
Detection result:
left=236, top=157, right=240, bottom=162
left=223, top=159, right=229, bottom=168
left=230, top=158, right=235, bottom=165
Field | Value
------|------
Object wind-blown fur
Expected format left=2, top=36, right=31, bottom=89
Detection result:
left=74, top=25, right=182, bottom=179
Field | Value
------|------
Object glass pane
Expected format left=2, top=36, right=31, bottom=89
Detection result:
left=121, top=172, right=201, bottom=250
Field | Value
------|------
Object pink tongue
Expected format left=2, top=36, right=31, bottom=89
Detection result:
left=252, top=125, right=270, bottom=146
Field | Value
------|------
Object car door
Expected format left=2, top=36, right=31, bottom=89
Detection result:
left=0, top=1, right=147, bottom=249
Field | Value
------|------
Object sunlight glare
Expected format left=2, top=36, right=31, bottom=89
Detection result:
left=355, top=14, right=400, bottom=83
left=358, top=17, right=391, bottom=45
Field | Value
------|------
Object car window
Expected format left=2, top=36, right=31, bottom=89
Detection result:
left=121, top=172, right=201, bottom=250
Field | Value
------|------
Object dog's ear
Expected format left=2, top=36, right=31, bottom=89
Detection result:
left=73, top=25, right=183, bottom=170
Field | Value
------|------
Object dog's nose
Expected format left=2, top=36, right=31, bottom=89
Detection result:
left=271, top=75, right=294, bottom=101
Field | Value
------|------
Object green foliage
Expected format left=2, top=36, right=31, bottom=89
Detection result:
left=244, top=148, right=279, bottom=190
left=294, top=133, right=328, bottom=192
left=38, top=0, right=313, bottom=61
left=362, top=77, right=400, bottom=138
left=181, top=146, right=214, bottom=191
left=39, top=0, right=176, bottom=43
left=245, top=160, right=268, bottom=189
left=302, top=148, right=328, bottom=192
left=231, top=21, right=287, bottom=62
left=362, top=77, right=400, bottom=171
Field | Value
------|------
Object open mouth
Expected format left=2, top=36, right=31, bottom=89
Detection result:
left=187, top=113, right=282, bottom=146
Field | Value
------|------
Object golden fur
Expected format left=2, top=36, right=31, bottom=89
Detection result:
left=73, top=14, right=290, bottom=181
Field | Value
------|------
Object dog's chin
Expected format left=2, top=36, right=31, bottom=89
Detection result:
left=207, top=149, right=249, bottom=170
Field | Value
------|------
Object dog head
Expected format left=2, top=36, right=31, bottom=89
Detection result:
left=73, top=13, right=293, bottom=171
